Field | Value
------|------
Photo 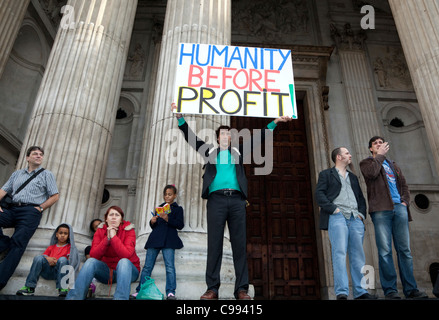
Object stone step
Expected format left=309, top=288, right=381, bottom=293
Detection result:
left=1, top=277, right=254, bottom=300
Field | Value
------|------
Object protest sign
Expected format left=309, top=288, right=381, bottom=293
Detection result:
left=174, top=43, right=297, bottom=119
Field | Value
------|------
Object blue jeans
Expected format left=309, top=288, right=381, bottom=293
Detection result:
left=25, top=255, right=70, bottom=289
left=328, top=212, right=367, bottom=298
left=136, top=248, right=176, bottom=295
left=371, top=203, right=418, bottom=297
left=66, top=258, right=139, bottom=300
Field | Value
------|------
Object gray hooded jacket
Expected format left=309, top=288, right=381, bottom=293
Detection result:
left=49, top=223, right=80, bottom=272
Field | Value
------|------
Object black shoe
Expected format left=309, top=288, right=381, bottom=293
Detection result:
left=385, top=292, right=401, bottom=300
left=355, top=293, right=378, bottom=300
left=58, top=289, right=68, bottom=297
left=336, top=294, right=348, bottom=300
left=407, top=290, right=428, bottom=299
left=16, top=286, right=35, bottom=296
left=167, top=293, right=177, bottom=300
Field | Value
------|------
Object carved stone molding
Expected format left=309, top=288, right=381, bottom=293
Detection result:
left=330, top=22, right=367, bottom=51
left=368, top=45, right=413, bottom=91
left=232, top=0, right=312, bottom=44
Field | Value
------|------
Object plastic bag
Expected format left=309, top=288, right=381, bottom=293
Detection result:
left=136, top=276, right=164, bottom=300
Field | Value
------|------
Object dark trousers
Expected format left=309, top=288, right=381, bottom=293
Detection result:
left=430, top=262, right=439, bottom=298
left=206, top=191, right=249, bottom=298
left=0, top=206, right=42, bottom=289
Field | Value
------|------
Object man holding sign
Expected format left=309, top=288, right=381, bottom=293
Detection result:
left=172, top=102, right=291, bottom=300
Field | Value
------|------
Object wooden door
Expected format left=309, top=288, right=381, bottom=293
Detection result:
left=232, top=101, right=320, bottom=300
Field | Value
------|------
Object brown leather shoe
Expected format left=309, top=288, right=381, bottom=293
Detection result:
left=237, top=290, right=251, bottom=300
left=200, top=290, right=218, bottom=300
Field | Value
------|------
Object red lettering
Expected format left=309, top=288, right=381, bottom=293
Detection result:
left=233, top=69, right=249, bottom=90
left=222, top=67, right=236, bottom=89
left=188, top=66, right=280, bottom=93
left=249, top=69, right=263, bottom=91
left=264, top=70, right=280, bottom=92
left=206, top=66, right=221, bottom=88
left=188, top=65, right=204, bottom=87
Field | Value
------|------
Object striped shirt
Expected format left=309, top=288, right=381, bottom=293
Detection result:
left=1, top=167, right=58, bottom=205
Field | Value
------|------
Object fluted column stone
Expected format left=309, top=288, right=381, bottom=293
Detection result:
left=137, top=0, right=231, bottom=233
left=0, top=0, right=139, bottom=295
left=19, top=0, right=138, bottom=231
left=330, top=23, right=383, bottom=296
left=0, top=0, right=30, bottom=79
left=389, top=0, right=439, bottom=174
left=135, top=0, right=235, bottom=299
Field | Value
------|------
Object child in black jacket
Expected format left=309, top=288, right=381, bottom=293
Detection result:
left=134, top=184, right=184, bottom=299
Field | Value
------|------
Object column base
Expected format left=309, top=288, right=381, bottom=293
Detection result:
left=0, top=230, right=254, bottom=300
left=0, top=228, right=91, bottom=296
left=134, top=232, right=254, bottom=300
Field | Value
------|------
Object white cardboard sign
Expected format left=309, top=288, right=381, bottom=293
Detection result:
left=174, top=43, right=297, bottom=119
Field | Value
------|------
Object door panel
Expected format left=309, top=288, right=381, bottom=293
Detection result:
left=232, top=100, right=320, bottom=300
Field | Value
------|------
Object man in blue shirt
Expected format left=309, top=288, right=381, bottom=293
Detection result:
left=173, top=103, right=291, bottom=300
left=360, top=136, right=427, bottom=299
left=0, top=146, right=59, bottom=291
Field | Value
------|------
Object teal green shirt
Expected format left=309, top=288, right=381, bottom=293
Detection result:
left=209, top=149, right=241, bottom=193
left=178, top=116, right=277, bottom=193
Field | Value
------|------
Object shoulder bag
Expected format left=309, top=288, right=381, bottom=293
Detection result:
left=0, top=168, right=45, bottom=209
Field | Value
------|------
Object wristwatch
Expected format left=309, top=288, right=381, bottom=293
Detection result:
left=39, top=206, right=44, bottom=212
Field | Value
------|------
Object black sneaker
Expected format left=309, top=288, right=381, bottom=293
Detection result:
left=16, top=286, right=35, bottom=296
left=58, top=288, right=68, bottom=297
left=167, top=293, right=177, bottom=300
left=385, top=292, right=401, bottom=300
left=355, top=293, right=378, bottom=300
left=407, top=290, right=428, bottom=299
left=336, top=294, right=348, bottom=300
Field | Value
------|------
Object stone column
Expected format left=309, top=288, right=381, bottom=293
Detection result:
left=330, top=23, right=382, bottom=297
left=389, top=0, right=439, bottom=174
left=3, top=0, right=138, bottom=293
left=135, top=0, right=234, bottom=299
left=3, top=0, right=138, bottom=295
left=331, top=23, right=384, bottom=161
left=18, top=0, right=137, bottom=231
left=0, top=0, right=30, bottom=79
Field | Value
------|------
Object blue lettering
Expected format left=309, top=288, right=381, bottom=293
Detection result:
left=179, top=43, right=196, bottom=65
left=265, top=49, right=277, bottom=70
left=212, top=45, right=229, bottom=67
left=277, top=50, right=291, bottom=71
left=243, top=47, right=258, bottom=69
left=180, top=44, right=291, bottom=71
left=227, top=46, right=244, bottom=68
left=195, top=44, right=212, bottom=66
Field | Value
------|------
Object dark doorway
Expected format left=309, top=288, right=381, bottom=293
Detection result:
left=232, top=100, right=320, bottom=299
